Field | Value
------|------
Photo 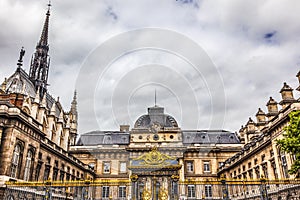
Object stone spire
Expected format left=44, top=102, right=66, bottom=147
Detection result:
left=69, top=90, right=78, bottom=146
left=71, top=90, right=78, bottom=116
left=29, top=3, right=51, bottom=96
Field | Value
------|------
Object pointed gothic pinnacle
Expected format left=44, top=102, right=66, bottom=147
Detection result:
left=39, top=3, right=51, bottom=47
left=50, top=102, right=56, bottom=116
left=1, top=78, right=7, bottom=91
left=34, top=87, right=41, bottom=103
left=71, top=90, right=78, bottom=115
left=41, top=92, right=47, bottom=107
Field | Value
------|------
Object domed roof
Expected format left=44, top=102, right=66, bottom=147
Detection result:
left=134, top=106, right=178, bottom=129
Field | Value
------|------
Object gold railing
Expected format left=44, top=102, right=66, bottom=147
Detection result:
left=5, top=178, right=300, bottom=187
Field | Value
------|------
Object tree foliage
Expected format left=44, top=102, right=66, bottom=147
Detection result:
left=277, top=110, right=300, bottom=175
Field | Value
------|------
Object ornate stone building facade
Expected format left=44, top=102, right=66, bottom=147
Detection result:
left=219, top=72, right=300, bottom=200
left=71, top=106, right=242, bottom=199
left=0, top=5, right=94, bottom=200
left=1, top=3, right=300, bottom=200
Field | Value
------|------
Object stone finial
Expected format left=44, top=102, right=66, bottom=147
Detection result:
left=1, top=78, right=7, bottom=91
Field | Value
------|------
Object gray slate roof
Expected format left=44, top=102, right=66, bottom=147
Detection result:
left=76, top=131, right=130, bottom=146
left=182, top=130, right=240, bottom=144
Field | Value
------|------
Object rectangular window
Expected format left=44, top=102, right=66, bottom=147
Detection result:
left=120, top=162, right=127, bottom=173
left=103, top=162, right=111, bottom=174
left=102, top=186, right=110, bottom=198
left=205, top=185, right=212, bottom=198
left=119, top=186, right=126, bottom=198
left=204, top=161, right=210, bottom=172
left=187, top=185, right=195, bottom=198
left=186, top=161, right=194, bottom=173
left=281, top=154, right=289, bottom=178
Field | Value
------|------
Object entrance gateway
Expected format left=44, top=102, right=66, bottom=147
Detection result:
left=129, top=147, right=181, bottom=200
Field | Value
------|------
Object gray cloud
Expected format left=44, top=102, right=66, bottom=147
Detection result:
left=0, top=0, right=299, bottom=135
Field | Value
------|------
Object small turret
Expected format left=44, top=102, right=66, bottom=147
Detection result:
left=246, top=117, right=256, bottom=133
left=279, top=82, right=296, bottom=109
left=256, top=108, right=266, bottom=123
left=255, top=108, right=266, bottom=130
left=266, top=97, right=278, bottom=120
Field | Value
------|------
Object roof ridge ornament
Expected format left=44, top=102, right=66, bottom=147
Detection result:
left=17, top=47, right=25, bottom=69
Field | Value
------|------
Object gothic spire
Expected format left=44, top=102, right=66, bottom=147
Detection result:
left=39, top=4, right=50, bottom=46
left=71, top=90, right=78, bottom=116
left=29, top=2, right=51, bottom=96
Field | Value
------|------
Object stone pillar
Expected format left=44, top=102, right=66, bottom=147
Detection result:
left=0, top=127, right=14, bottom=176
left=178, top=158, right=185, bottom=197
left=0, top=126, right=3, bottom=147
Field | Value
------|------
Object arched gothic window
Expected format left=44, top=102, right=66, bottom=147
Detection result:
left=10, top=144, right=22, bottom=178
left=23, top=150, right=33, bottom=181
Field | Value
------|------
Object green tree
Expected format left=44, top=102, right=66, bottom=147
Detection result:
left=277, top=110, right=300, bottom=175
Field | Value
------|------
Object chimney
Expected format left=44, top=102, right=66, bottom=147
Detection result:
left=266, top=97, right=278, bottom=120
left=120, top=125, right=130, bottom=132
left=246, top=117, right=256, bottom=133
left=279, top=82, right=295, bottom=109
left=255, top=108, right=266, bottom=130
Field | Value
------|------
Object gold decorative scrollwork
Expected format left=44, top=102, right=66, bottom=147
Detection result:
left=158, top=188, right=168, bottom=200
left=133, top=146, right=176, bottom=166
left=142, top=189, right=151, bottom=200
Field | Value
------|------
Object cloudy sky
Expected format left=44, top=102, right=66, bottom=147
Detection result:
left=0, top=0, right=299, bottom=134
